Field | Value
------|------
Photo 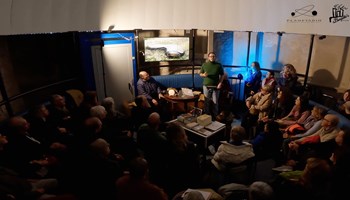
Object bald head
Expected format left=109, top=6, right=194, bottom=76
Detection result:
left=139, top=71, right=150, bottom=81
left=323, top=114, right=339, bottom=127
left=8, top=116, right=29, bottom=135
left=148, top=112, right=161, bottom=129
left=84, top=117, right=103, bottom=133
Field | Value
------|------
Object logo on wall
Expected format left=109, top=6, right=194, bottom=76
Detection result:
left=329, top=4, right=349, bottom=23
left=287, top=5, right=322, bottom=23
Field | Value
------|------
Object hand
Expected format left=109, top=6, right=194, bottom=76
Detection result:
left=288, top=141, right=299, bottom=150
left=58, top=127, right=67, bottom=134
left=114, top=154, right=124, bottom=161
left=275, top=119, right=282, bottom=124
left=152, top=99, right=158, bottom=106
left=261, top=116, right=269, bottom=122
left=201, top=72, right=208, bottom=77
left=217, top=82, right=222, bottom=89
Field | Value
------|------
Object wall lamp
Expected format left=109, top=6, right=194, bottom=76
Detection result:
left=319, top=35, right=327, bottom=40
left=107, top=25, right=115, bottom=33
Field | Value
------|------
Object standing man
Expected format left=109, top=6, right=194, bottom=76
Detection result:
left=200, top=52, right=225, bottom=117
left=137, top=71, right=163, bottom=110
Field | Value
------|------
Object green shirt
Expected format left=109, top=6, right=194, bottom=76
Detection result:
left=200, top=61, right=224, bottom=86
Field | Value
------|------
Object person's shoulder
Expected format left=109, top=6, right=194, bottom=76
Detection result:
left=137, top=78, right=144, bottom=84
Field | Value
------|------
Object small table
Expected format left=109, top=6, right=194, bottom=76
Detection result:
left=163, top=94, right=199, bottom=113
left=167, top=119, right=226, bottom=150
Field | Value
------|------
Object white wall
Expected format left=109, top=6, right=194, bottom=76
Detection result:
left=0, top=0, right=349, bottom=36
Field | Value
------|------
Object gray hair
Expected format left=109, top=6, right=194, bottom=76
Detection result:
left=248, top=181, right=274, bottom=200
left=90, top=105, right=107, bottom=120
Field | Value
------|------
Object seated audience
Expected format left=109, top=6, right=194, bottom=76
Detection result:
left=330, top=130, right=350, bottom=200
left=101, top=96, right=131, bottom=134
left=261, top=70, right=276, bottom=93
left=275, top=95, right=310, bottom=128
left=211, top=125, right=255, bottom=172
left=116, top=157, right=168, bottom=200
left=76, top=138, right=124, bottom=200
left=267, top=86, right=295, bottom=120
left=72, top=90, right=99, bottom=127
left=131, top=95, right=153, bottom=131
left=241, top=85, right=273, bottom=139
left=0, top=134, right=59, bottom=200
left=282, top=105, right=327, bottom=139
left=248, top=181, right=274, bottom=200
left=250, top=121, right=283, bottom=161
left=137, top=112, right=168, bottom=186
left=218, top=181, right=274, bottom=200
left=27, top=104, right=71, bottom=149
left=272, top=157, right=332, bottom=200
left=336, top=89, right=350, bottom=119
left=284, top=114, right=340, bottom=169
left=137, top=71, right=164, bottom=110
left=47, top=94, right=74, bottom=133
left=164, top=123, right=201, bottom=197
left=277, top=63, right=301, bottom=95
left=202, top=125, right=255, bottom=190
left=2, top=116, right=54, bottom=179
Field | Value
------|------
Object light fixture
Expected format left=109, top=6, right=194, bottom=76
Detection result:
left=277, top=31, right=285, bottom=36
left=107, top=25, right=115, bottom=33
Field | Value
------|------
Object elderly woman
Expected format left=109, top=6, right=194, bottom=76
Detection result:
left=278, top=64, right=300, bottom=95
left=211, top=125, right=255, bottom=171
left=241, top=85, right=273, bottom=139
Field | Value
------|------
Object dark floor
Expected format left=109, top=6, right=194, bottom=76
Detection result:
left=229, top=101, right=278, bottom=184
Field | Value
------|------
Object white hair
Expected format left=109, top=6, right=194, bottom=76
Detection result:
left=90, top=105, right=107, bottom=120
left=248, top=181, right=274, bottom=200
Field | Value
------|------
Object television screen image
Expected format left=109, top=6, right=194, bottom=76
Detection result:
left=144, top=37, right=190, bottom=62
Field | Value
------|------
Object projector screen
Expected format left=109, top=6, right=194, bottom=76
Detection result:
left=144, top=37, right=190, bottom=62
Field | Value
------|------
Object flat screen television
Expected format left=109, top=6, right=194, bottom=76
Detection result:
left=144, top=37, right=190, bottom=62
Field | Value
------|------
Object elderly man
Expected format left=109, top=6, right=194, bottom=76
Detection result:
left=275, top=113, right=341, bottom=171
left=137, top=71, right=163, bottom=109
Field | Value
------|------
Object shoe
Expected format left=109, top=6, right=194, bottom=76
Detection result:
left=272, top=165, right=293, bottom=172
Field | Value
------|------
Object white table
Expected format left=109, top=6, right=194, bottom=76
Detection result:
left=167, top=119, right=226, bottom=149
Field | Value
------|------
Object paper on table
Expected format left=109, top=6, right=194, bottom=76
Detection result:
left=197, top=128, right=212, bottom=136
left=205, top=121, right=225, bottom=131
left=181, top=88, right=194, bottom=97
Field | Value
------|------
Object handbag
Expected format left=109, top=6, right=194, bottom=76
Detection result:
left=285, top=123, right=306, bottom=135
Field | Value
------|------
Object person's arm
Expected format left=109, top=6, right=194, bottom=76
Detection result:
left=217, top=68, right=226, bottom=89
left=199, top=65, right=207, bottom=77
left=295, top=110, right=311, bottom=124
left=255, top=94, right=273, bottom=112
left=292, top=120, right=322, bottom=138
left=294, top=127, right=322, bottom=143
